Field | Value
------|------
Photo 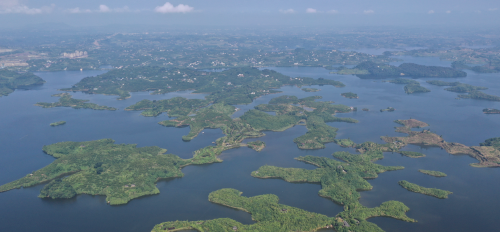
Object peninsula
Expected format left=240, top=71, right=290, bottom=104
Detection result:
left=426, top=80, right=500, bottom=101
left=247, top=141, right=265, bottom=151
left=0, top=69, right=45, bottom=97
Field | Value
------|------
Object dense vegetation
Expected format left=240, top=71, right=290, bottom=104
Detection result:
left=251, top=150, right=414, bottom=231
left=385, top=79, right=430, bottom=94
left=399, top=151, right=426, bottom=158
left=348, top=61, right=466, bottom=79
left=341, top=92, right=359, bottom=99
left=50, top=121, right=66, bottom=126
left=480, top=137, right=500, bottom=149
left=35, top=93, right=117, bottom=110
left=153, top=187, right=414, bottom=232
left=418, top=169, right=447, bottom=177
left=125, top=97, right=208, bottom=117
left=247, top=141, right=265, bottom=152
left=426, top=80, right=500, bottom=101
left=0, top=69, right=44, bottom=96
left=399, top=180, right=452, bottom=199
left=0, top=139, right=231, bottom=205
left=61, top=67, right=344, bottom=103
left=302, top=88, right=320, bottom=92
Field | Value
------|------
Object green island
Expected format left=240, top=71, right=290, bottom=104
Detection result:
left=398, top=151, right=426, bottom=158
left=35, top=93, right=117, bottom=111
left=152, top=188, right=414, bottom=232
left=302, top=88, right=320, bottom=92
left=63, top=67, right=344, bottom=102
left=385, top=79, right=430, bottom=94
left=0, top=139, right=228, bottom=205
left=125, top=97, right=208, bottom=117
left=426, top=80, right=500, bottom=101
left=398, top=180, right=452, bottom=199
left=0, top=69, right=45, bottom=96
left=419, top=169, right=447, bottom=177
left=380, top=107, right=395, bottom=112
left=339, top=61, right=466, bottom=79
left=250, top=149, right=415, bottom=231
left=247, top=141, right=265, bottom=152
left=382, top=119, right=500, bottom=167
left=50, top=121, right=66, bottom=127
left=483, top=108, right=500, bottom=114
left=341, top=92, right=359, bottom=99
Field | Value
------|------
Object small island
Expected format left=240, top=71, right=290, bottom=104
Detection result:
left=380, top=107, right=395, bottom=112
left=301, top=88, right=320, bottom=92
left=399, top=151, right=426, bottom=158
left=483, top=108, right=500, bottom=114
left=399, top=180, right=452, bottom=199
left=35, top=93, right=117, bottom=111
left=419, top=169, right=447, bottom=177
left=362, top=108, right=369, bottom=111
left=341, top=92, right=359, bottom=99
left=385, top=79, right=430, bottom=94
left=50, top=121, right=66, bottom=127
left=247, top=141, right=266, bottom=152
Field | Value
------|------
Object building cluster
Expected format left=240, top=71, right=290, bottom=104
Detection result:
left=62, top=50, right=88, bottom=58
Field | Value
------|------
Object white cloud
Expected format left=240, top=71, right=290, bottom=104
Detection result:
left=428, top=10, right=435, bottom=14
left=0, top=1, right=54, bottom=14
left=66, top=7, right=91, bottom=14
left=328, top=10, right=338, bottom=14
left=99, top=5, right=110, bottom=12
left=363, top=9, right=374, bottom=14
left=155, top=2, right=193, bottom=13
left=488, top=8, right=498, bottom=11
left=446, top=10, right=451, bottom=14
left=306, top=8, right=317, bottom=13
left=279, top=9, right=295, bottom=14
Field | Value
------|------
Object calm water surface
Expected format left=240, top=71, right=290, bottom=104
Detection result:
left=0, top=56, right=499, bottom=232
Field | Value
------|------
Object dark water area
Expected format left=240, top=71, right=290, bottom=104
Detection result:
left=0, top=55, right=499, bottom=232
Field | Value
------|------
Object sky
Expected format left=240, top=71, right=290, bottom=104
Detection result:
left=0, top=0, right=499, bottom=29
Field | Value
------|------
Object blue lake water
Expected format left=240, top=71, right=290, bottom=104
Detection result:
left=0, top=56, right=499, bottom=232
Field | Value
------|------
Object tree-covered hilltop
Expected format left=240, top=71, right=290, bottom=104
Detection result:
left=35, top=93, right=117, bottom=110
left=399, top=181, right=452, bottom=199
left=0, top=69, right=45, bottom=96
left=0, top=138, right=247, bottom=205
left=341, top=92, right=359, bottom=99
left=152, top=188, right=415, bottom=232
left=341, top=61, right=466, bottom=79
left=61, top=67, right=344, bottom=102
left=125, top=97, right=209, bottom=117
left=480, top=137, right=500, bottom=149
left=251, top=150, right=415, bottom=231
left=385, top=79, right=430, bottom=94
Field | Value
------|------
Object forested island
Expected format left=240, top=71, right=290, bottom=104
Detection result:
left=0, top=69, right=44, bottom=96
left=247, top=141, right=265, bottom=151
left=35, top=93, right=117, bottom=110
left=385, top=79, right=430, bottom=94
left=62, top=67, right=344, bottom=102
left=251, top=149, right=415, bottom=231
left=426, top=80, right=500, bottom=101
left=302, top=88, right=320, bottom=92
left=419, top=169, right=447, bottom=177
left=483, top=108, right=500, bottom=114
left=399, top=151, right=426, bottom=158
left=399, top=180, right=452, bottom=199
left=382, top=119, right=500, bottom=167
left=341, top=92, right=358, bottom=99
left=50, top=121, right=66, bottom=127
left=152, top=188, right=414, bottom=232
left=125, top=97, right=208, bottom=117
left=336, top=61, right=466, bottom=79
